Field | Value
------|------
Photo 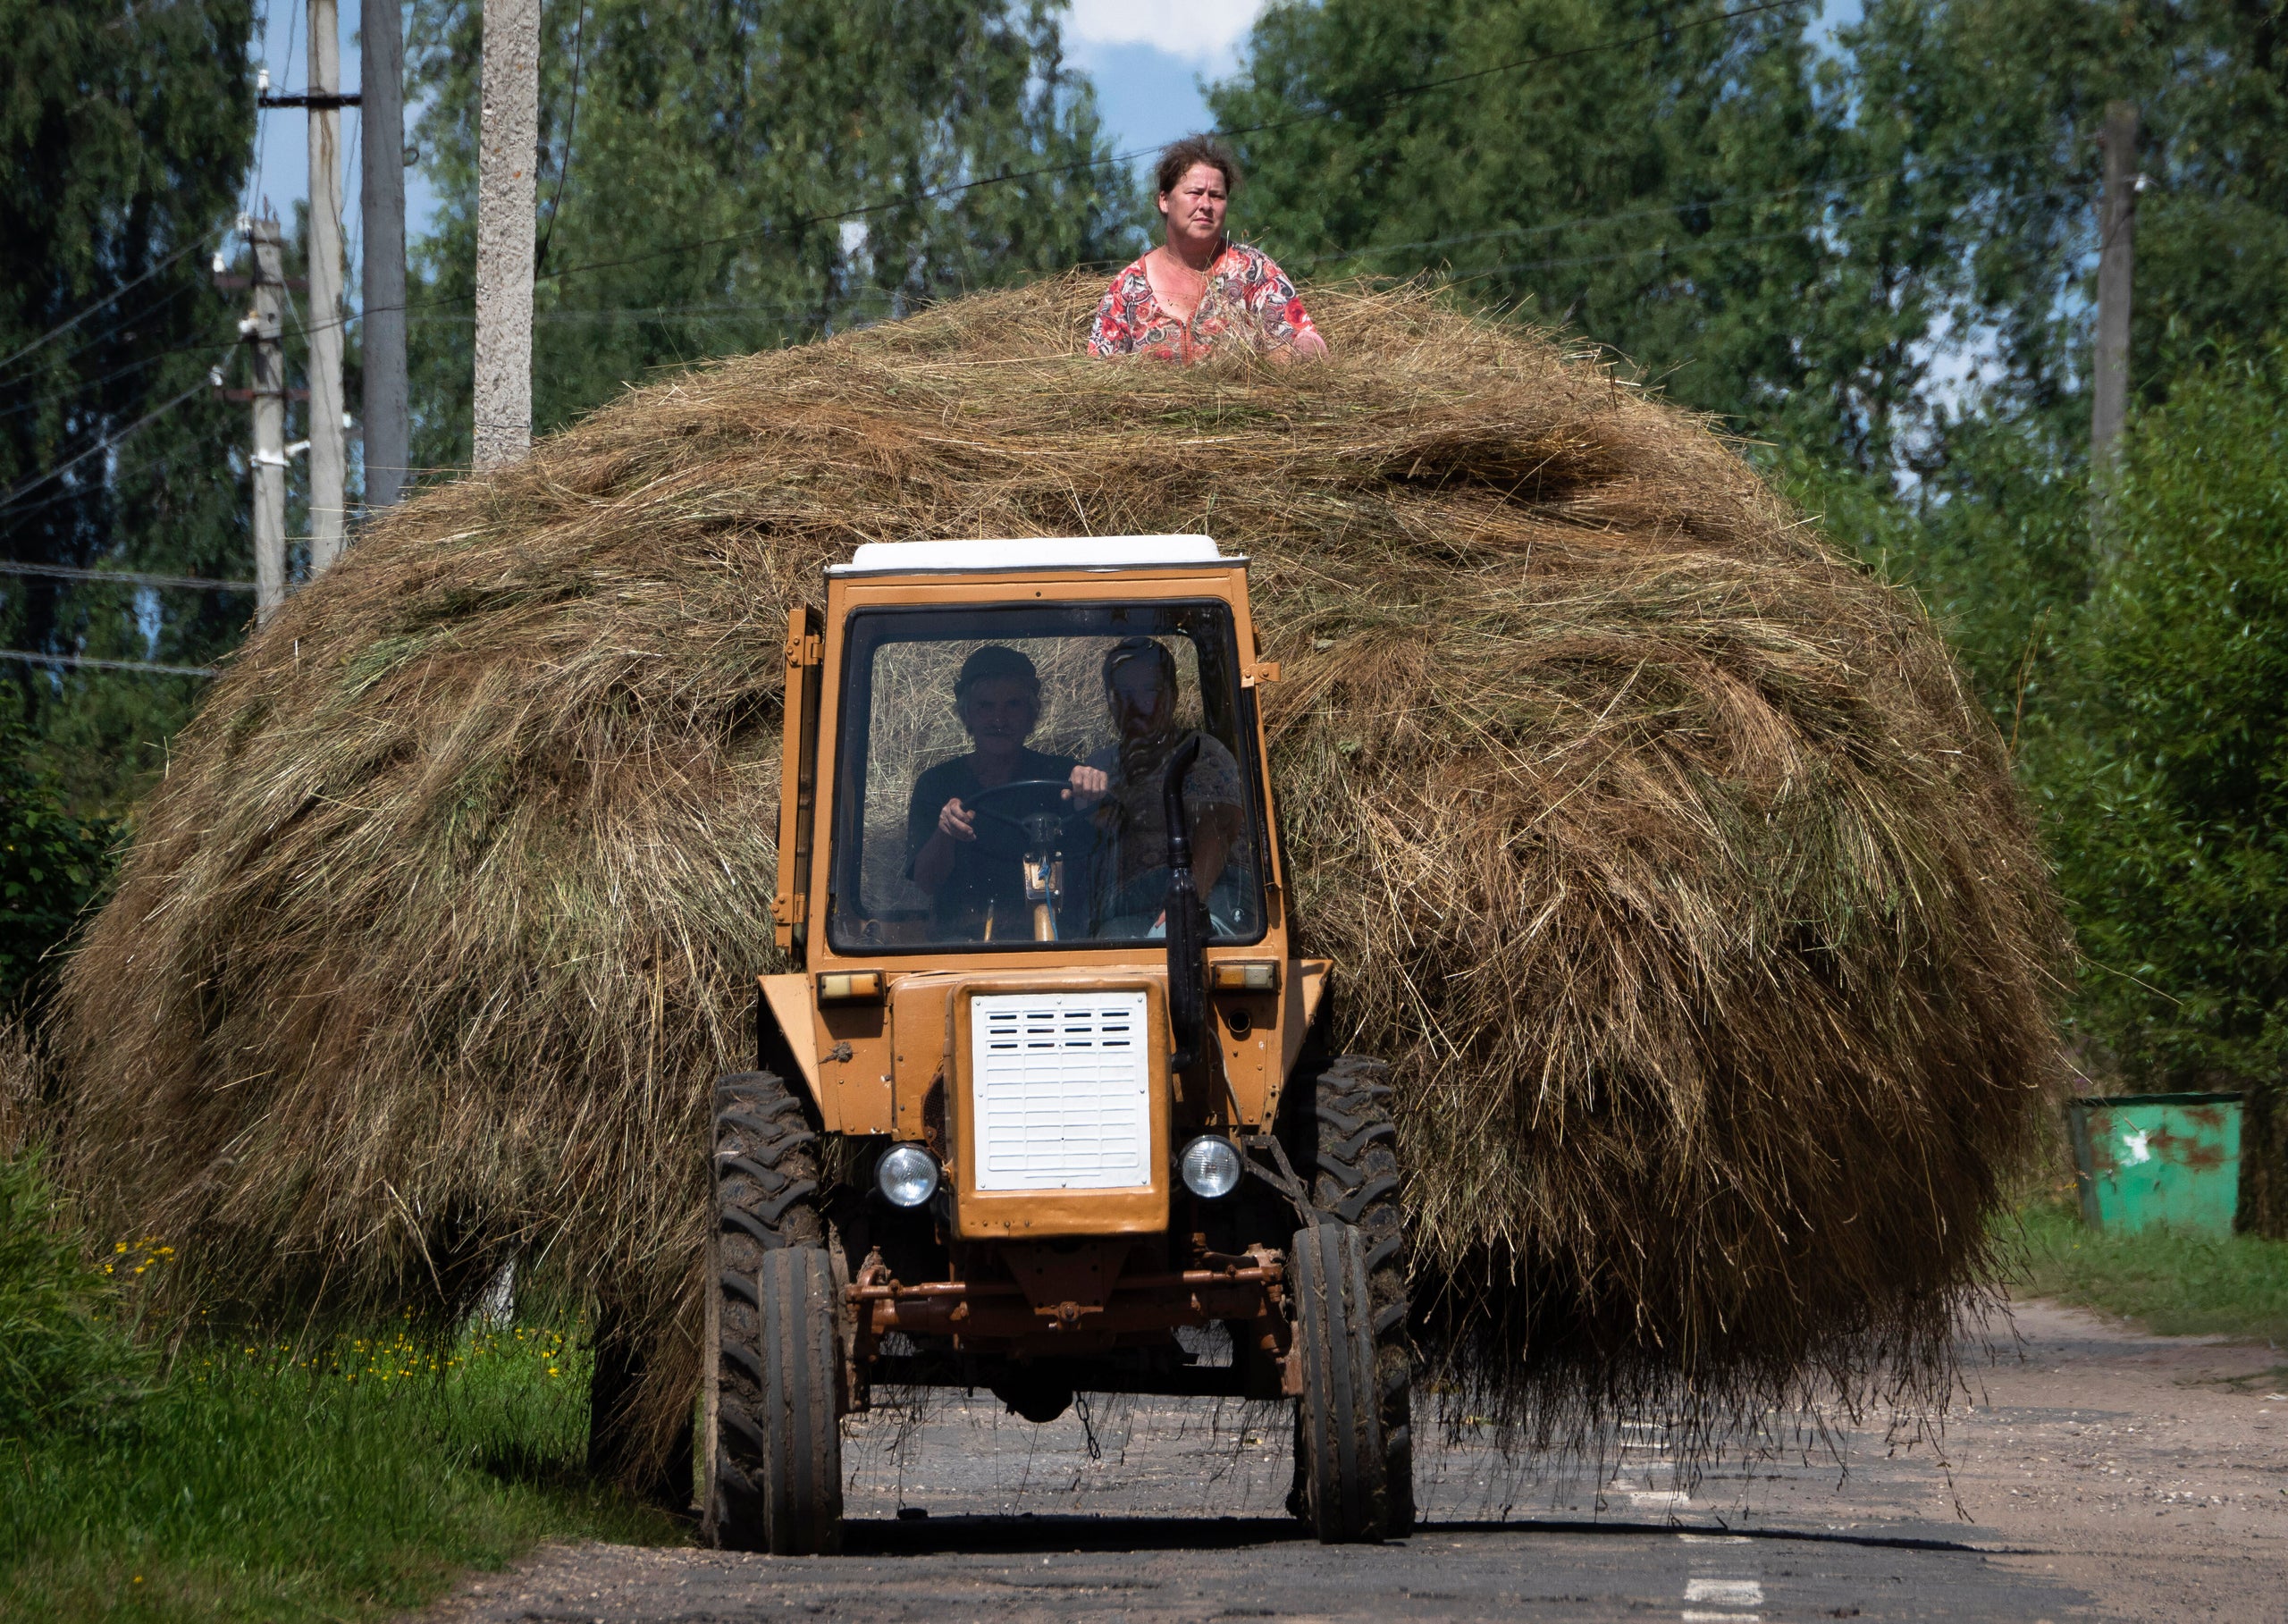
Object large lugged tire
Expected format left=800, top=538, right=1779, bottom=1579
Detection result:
left=756, top=1247, right=843, bottom=1552
left=1285, top=1054, right=1413, bottom=1538
left=1290, top=1220, right=1389, bottom=1542
left=706, top=1070, right=842, bottom=1554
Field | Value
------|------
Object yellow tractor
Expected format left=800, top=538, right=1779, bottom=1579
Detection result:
left=704, top=537, right=1409, bottom=1552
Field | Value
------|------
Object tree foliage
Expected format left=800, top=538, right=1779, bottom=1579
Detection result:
left=404, top=0, right=1139, bottom=472
left=1210, top=1, right=1887, bottom=460
left=2040, top=348, right=2288, bottom=1078
left=0, top=718, right=114, bottom=1014
left=2031, top=346, right=2288, bottom=1227
left=0, top=2, right=257, bottom=810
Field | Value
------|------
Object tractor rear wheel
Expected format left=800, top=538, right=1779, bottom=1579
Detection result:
left=705, top=1070, right=843, bottom=1555
left=1282, top=1053, right=1413, bottom=1539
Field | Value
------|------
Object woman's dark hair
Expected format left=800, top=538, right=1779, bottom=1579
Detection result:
left=955, top=644, right=1039, bottom=700
left=1155, top=135, right=1239, bottom=200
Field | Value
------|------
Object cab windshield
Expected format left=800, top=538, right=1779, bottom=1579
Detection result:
left=826, top=602, right=1267, bottom=953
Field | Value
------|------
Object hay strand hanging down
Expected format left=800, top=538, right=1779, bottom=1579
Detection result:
left=55, top=275, right=2067, bottom=1478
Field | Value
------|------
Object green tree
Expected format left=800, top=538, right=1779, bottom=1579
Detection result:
left=2032, top=345, right=2288, bottom=1232
left=0, top=717, right=114, bottom=1013
left=1207, top=0, right=1965, bottom=469
left=0, top=3, right=257, bottom=812
left=404, top=0, right=1138, bottom=473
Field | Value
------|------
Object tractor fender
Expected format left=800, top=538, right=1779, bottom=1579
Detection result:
left=754, top=974, right=825, bottom=1124
left=1266, top=957, right=1334, bottom=1125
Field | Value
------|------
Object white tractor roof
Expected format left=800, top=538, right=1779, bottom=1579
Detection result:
left=826, top=535, right=1233, bottom=576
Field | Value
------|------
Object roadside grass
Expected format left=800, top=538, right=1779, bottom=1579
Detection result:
left=1, top=1312, right=686, bottom=1622
left=2006, top=1200, right=2288, bottom=1344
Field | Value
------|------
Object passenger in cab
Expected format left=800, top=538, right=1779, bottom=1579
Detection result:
left=1076, top=637, right=1247, bottom=933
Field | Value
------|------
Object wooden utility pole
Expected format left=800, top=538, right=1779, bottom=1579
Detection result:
left=306, top=0, right=348, bottom=572
left=247, top=219, right=289, bottom=623
left=362, top=0, right=410, bottom=510
left=475, top=0, right=540, bottom=470
left=2091, top=100, right=2139, bottom=484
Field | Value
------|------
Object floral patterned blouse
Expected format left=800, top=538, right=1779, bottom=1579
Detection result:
left=1088, top=241, right=1322, bottom=361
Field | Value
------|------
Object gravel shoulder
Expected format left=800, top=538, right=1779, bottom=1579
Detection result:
left=417, top=1298, right=2288, bottom=1622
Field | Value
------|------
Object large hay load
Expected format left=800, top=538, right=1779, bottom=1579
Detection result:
left=55, top=277, right=2065, bottom=1478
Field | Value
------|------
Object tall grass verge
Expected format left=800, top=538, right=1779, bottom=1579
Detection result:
left=1, top=1308, right=682, bottom=1622
left=2008, top=1202, right=2288, bottom=1343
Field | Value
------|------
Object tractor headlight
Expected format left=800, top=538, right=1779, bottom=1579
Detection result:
left=876, top=1144, right=940, bottom=1208
left=1179, top=1135, right=1243, bottom=1199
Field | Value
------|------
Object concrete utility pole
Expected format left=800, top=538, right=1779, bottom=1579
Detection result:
left=2091, top=100, right=2139, bottom=484
left=362, top=0, right=410, bottom=509
left=247, top=219, right=290, bottom=623
left=475, top=0, right=540, bottom=470
left=306, top=0, right=348, bottom=573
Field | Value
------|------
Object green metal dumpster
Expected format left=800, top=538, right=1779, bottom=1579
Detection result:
left=2065, top=1091, right=2242, bottom=1235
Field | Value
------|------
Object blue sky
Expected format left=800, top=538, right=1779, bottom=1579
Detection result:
left=1063, top=0, right=1260, bottom=172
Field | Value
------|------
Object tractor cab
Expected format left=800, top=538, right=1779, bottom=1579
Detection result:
left=704, top=537, right=1410, bottom=1553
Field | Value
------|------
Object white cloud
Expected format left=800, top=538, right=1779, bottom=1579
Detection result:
left=1064, top=0, right=1270, bottom=70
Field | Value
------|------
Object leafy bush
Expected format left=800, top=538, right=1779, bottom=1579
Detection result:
left=0, top=722, right=115, bottom=1011
left=2039, top=349, right=2288, bottom=1066
left=0, top=1152, right=147, bottom=1442
left=2036, top=343, right=2288, bottom=1230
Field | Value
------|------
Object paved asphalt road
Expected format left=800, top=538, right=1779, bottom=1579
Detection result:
left=425, top=1301, right=2288, bottom=1623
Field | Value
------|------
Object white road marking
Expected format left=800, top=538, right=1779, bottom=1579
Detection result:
left=1686, top=1578, right=1765, bottom=1605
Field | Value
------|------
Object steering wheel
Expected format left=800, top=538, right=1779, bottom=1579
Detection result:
left=962, top=778, right=1084, bottom=839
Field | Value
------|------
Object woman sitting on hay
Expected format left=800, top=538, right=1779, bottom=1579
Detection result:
left=1089, top=135, right=1326, bottom=362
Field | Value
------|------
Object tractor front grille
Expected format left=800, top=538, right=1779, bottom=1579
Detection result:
left=967, top=990, right=1152, bottom=1191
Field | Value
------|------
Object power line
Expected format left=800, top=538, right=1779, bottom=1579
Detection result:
left=0, top=330, right=237, bottom=425
left=0, top=240, right=208, bottom=378
left=534, top=1, right=591, bottom=278
left=1454, top=183, right=2081, bottom=283
left=551, top=0, right=1813, bottom=290
left=1232, top=0, right=1806, bottom=144
left=0, top=357, right=231, bottom=518
left=309, top=0, right=1813, bottom=341
left=0, top=276, right=205, bottom=395
left=2, top=649, right=218, bottom=677
left=0, top=560, right=256, bottom=593
left=1277, top=146, right=2055, bottom=275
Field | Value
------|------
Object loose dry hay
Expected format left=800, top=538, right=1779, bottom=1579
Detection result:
left=53, top=274, right=2067, bottom=1483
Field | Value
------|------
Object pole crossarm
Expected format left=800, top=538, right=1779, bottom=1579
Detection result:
left=258, top=91, right=361, bottom=109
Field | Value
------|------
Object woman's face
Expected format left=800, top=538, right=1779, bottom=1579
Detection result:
left=1157, top=163, right=1229, bottom=253
left=1109, top=659, right=1174, bottom=742
left=960, top=677, right=1039, bottom=760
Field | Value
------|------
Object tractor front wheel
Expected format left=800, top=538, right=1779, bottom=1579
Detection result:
left=1279, top=1052, right=1412, bottom=1540
left=1289, top=1219, right=1394, bottom=1543
left=705, top=1070, right=843, bottom=1555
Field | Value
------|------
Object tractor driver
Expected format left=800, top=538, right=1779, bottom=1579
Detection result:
left=906, top=645, right=1097, bottom=938
left=1070, top=636, right=1247, bottom=936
